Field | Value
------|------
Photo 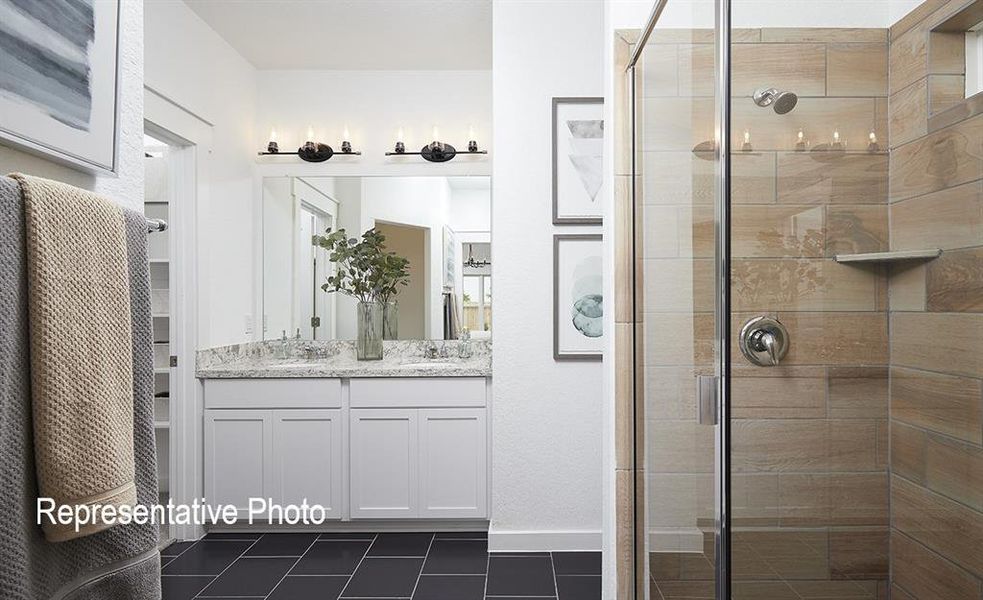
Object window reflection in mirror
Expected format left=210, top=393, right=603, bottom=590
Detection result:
left=261, top=176, right=490, bottom=342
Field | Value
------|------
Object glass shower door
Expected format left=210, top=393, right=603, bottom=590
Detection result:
left=630, top=2, right=727, bottom=597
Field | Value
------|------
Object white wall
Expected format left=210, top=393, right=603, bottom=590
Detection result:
left=491, top=0, right=605, bottom=552
left=0, top=0, right=144, bottom=212
left=449, top=188, right=492, bottom=232
left=255, top=70, right=492, bottom=178
left=145, top=0, right=257, bottom=348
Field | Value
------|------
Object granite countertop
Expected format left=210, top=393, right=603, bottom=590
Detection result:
left=196, top=339, right=491, bottom=378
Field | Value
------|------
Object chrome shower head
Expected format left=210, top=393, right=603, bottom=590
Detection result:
left=753, top=87, right=798, bottom=114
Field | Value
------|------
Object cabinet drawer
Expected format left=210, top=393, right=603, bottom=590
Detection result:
left=349, top=377, right=486, bottom=408
left=204, top=378, right=342, bottom=409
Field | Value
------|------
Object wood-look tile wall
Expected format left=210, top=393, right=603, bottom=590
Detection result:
left=636, top=26, right=893, bottom=600
left=613, top=29, right=638, bottom=600
left=887, top=1, right=983, bottom=598
left=618, top=9, right=980, bottom=599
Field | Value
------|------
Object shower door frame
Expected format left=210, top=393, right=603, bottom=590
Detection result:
left=625, top=0, right=733, bottom=597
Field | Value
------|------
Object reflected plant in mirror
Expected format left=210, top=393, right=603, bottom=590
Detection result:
left=314, top=228, right=410, bottom=359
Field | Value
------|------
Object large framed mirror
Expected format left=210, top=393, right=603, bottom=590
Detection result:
left=261, top=176, right=491, bottom=342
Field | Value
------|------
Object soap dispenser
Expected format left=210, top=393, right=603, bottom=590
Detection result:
left=458, top=328, right=473, bottom=359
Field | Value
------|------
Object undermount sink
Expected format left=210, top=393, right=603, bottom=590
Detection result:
left=268, top=362, right=323, bottom=369
left=399, top=361, right=457, bottom=369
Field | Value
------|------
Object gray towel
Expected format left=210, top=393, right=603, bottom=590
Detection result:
left=0, top=176, right=161, bottom=599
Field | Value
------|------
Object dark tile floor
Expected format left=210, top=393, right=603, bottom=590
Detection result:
left=161, top=532, right=601, bottom=600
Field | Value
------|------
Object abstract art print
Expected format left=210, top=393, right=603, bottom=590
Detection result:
left=442, top=225, right=458, bottom=289
left=554, top=234, right=602, bottom=360
left=552, top=97, right=603, bottom=225
left=0, top=0, right=120, bottom=173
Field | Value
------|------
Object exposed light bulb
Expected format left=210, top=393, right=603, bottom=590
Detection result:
left=306, top=126, right=315, bottom=143
left=468, top=125, right=476, bottom=141
left=432, top=125, right=440, bottom=142
left=797, top=129, right=803, bottom=142
left=397, top=127, right=404, bottom=143
left=343, top=125, right=350, bottom=141
left=743, top=129, right=750, bottom=144
left=833, top=130, right=840, bottom=143
left=269, top=127, right=277, bottom=143
left=868, top=131, right=877, bottom=144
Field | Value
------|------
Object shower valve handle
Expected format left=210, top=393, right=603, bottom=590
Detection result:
left=754, top=330, right=779, bottom=366
left=739, top=316, right=789, bottom=367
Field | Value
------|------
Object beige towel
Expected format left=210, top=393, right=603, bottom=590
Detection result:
left=11, top=173, right=136, bottom=542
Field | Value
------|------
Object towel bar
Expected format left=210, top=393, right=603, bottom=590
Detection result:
left=146, top=218, right=167, bottom=233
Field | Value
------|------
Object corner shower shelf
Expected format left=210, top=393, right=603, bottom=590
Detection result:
left=834, top=249, right=942, bottom=264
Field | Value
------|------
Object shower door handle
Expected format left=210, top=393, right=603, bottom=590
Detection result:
left=697, top=375, right=718, bottom=426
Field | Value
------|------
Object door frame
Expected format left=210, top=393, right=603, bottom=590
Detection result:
left=291, top=179, right=338, bottom=341
left=145, top=86, right=212, bottom=541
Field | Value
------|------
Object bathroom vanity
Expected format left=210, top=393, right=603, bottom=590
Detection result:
left=196, top=340, right=491, bottom=524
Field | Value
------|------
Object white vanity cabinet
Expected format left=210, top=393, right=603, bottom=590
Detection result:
left=348, top=378, right=488, bottom=519
left=418, top=408, right=487, bottom=518
left=272, top=409, right=343, bottom=516
left=203, top=376, right=489, bottom=523
left=204, top=409, right=273, bottom=519
left=349, top=408, right=419, bottom=518
left=204, top=379, right=344, bottom=519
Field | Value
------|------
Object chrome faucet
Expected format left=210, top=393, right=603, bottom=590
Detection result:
left=423, top=340, right=439, bottom=359
left=277, top=330, right=289, bottom=359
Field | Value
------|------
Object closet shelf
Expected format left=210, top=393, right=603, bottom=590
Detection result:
left=834, top=249, right=942, bottom=264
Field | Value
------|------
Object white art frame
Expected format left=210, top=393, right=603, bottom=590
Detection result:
left=552, top=97, right=604, bottom=225
left=554, top=233, right=603, bottom=361
left=0, top=0, right=121, bottom=174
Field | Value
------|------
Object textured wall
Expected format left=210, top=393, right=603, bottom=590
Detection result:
left=0, top=0, right=144, bottom=212
left=491, top=0, right=605, bottom=551
left=145, top=0, right=257, bottom=348
left=886, top=0, right=983, bottom=598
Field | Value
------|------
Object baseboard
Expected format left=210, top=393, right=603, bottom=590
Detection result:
left=488, top=529, right=602, bottom=552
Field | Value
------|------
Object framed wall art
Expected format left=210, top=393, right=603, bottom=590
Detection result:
left=554, top=233, right=602, bottom=360
left=552, top=97, right=603, bottom=225
left=0, top=0, right=121, bottom=173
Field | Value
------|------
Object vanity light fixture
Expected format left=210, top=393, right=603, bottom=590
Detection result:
left=463, top=243, right=491, bottom=269
left=258, top=124, right=361, bottom=161
left=385, top=124, right=488, bottom=162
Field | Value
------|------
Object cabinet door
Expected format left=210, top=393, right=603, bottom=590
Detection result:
left=272, top=409, right=343, bottom=518
left=418, top=409, right=487, bottom=518
left=350, top=409, right=418, bottom=518
left=204, top=410, right=273, bottom=519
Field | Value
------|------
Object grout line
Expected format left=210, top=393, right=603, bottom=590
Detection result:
left=335, top=534, right=377, bottom=599
left=262, top=536, right=321, bottom=600
left=190, top=536, right=261, bottom=599
left=483, top=546, right=491, bottom=599
left=409, top=533, right=436, bottom=599
left=548, top=552, right=560, bottom=600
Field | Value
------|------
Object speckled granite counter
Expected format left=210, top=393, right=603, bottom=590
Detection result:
left=196, top=339, right=491, bottom=378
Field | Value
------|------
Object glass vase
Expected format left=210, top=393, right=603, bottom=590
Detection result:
left=383, top=301, right=398, bottom=340
left=356, top=301, right=383, bottom=360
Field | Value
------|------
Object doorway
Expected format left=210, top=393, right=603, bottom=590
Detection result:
left=375, top=221, right=428, bottom=340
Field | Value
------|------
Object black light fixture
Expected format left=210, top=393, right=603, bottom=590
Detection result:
left=463, top=243, right=491, bottom=269
left=258, top=125, right=361, bottom=161
left=386, top=125, right=487, bottom=162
